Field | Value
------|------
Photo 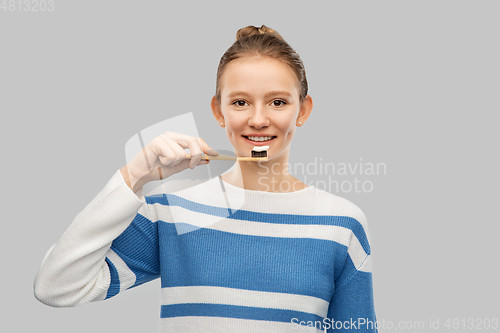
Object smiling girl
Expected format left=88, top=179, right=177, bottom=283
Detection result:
left=34, top=25, right=378, bottom=332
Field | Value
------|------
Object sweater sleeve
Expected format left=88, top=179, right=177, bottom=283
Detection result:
left=33, top=169, right=160, bottom=307
left=325, top=214, right=378, bottom=332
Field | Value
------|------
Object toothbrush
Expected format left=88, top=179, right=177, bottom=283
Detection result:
left=185, top=146, right=269, bottom=161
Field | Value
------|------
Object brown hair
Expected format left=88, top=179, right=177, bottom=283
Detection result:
left=215, top=25, right=308, bottom=105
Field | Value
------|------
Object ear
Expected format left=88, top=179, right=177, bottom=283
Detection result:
left=211, top=96, right=224, bottom=124
left=297, top=94, right=313, bottom=125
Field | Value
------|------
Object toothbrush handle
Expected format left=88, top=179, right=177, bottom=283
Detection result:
left=185, top=154, right=267, bottom=161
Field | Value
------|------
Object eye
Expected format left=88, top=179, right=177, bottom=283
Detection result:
left=272, top=100, right=287, bottom=107
left=232, top=100, right=248, bottom=107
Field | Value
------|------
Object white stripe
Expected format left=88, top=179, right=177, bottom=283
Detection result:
left=92, top=264, right=111, bottom=302
left=157, top=176, right=368, bottom=230
left=219, top=176, right=367, bottom=228
left=106, top=248, right=136, bottom=292
left=358, top=254, right=372, bottom=273
left=161, top=316, right=324, bottom=333
left=164, top=204, right=231, bottom=233
left=149, top=175, right=371, bottom=244
left=138, top=204, right=154, bottom=222
left=161, top=286, right=329, bottom=318
left=347, top=234, right=371, bottom=272
left=162, top=205, right=354, bottom=246
left=168, top=177, right=246, bottom=210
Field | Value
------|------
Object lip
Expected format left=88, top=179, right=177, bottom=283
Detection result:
left=242, top=135, right=277, bottom=146
left=243, top=133, right=276, bottom=137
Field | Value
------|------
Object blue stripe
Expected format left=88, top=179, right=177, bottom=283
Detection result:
left=104, top=258, right=120, bottom=299
left=328, top=260, right=376, bottom=332
left=333, top=253, right=372, bottom=289
left=110, top=213, right=160, bottom=288
left=160, top=303, right=323, bottom=323
left=147, top=193, right=370, bottom=255
left=158, top=223, right=345, bottom=301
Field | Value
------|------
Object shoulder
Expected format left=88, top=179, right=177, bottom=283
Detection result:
left=307, top=187, right=368, bottom=231
left=301, top=188, right=373, bottom=270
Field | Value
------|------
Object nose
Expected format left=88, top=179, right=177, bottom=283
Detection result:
left=247, top=105, right=270, bottom=128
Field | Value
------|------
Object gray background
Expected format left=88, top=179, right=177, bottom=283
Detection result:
left=1, top=0, right=498, bottom=332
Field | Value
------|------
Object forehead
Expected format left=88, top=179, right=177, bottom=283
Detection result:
left=221, top=56, right=299, bottom=98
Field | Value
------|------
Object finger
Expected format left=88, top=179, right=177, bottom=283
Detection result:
left=164, top=132, right=198, bottom=150
left=173, top=134, right=216, bottom=156
left=157, top=144, right=176, bottom=167
left=187, top=137, right=204, bottom=169
left=160, top=133, right=214, bottom=167
left=160, top=135, right=188, bottom=167
left=196, top=159, right=209, bottom=166
left=162, top=132, right=205, bottom=167
left=151, top=138, right=176, bottom=167
left=198, top=138, right=219, bottom=156
left=173, top=158, right=192, bottom=174
left=206, top=149, right=219, bottom=156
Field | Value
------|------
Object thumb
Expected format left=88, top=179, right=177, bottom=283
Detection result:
left=206, top=147, right=219, bottom=156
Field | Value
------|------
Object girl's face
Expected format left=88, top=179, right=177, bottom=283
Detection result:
left=212, top=56, right=311, bottom=161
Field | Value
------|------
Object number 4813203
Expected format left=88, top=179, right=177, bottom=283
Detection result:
left=1, top=0, right=55, bottom=12
left=444, top=318, right=498, bottom=330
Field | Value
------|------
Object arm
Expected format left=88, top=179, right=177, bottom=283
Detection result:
left=33, top=131, right=215, bottom=307
left=33, top=169, right=159, bottom=307
left=326, top=253, right=377, bottom=332
left=326, top=209, right=378, bottom=333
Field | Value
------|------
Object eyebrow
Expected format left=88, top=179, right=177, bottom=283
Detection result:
left=227, top=91, right=293, bottom=98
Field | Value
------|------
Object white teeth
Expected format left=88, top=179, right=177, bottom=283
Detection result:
left=246, top=136, right=274, bottom=141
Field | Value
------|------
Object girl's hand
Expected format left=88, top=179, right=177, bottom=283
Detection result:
left=120, top=132, right=218, bottom=192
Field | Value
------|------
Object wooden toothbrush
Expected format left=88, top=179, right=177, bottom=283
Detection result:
left=185, top=146, right=269, bottom=162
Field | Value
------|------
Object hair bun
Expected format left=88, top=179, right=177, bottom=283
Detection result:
left=235, top=25, right=284, bottom=41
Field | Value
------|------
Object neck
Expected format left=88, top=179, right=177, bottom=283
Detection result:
left=222, top=149, right=307, bottom=192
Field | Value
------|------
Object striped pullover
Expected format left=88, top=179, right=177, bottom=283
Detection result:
left=34, top=169, right=377, bottom=332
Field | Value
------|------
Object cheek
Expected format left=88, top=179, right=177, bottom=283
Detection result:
left=224, top=122, right=241, bottom=142
left=285, top=128, right=296, bottom=139
left=282, top=120, right=297, bottom=139
left=281, top=119, right=297, bottom=135
left=225, top=116, right=246, bottom=132
left=276, top=110, right=297, bottom=127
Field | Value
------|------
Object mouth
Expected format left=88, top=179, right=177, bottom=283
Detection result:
left=242, top=135, right=277, bottom=145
